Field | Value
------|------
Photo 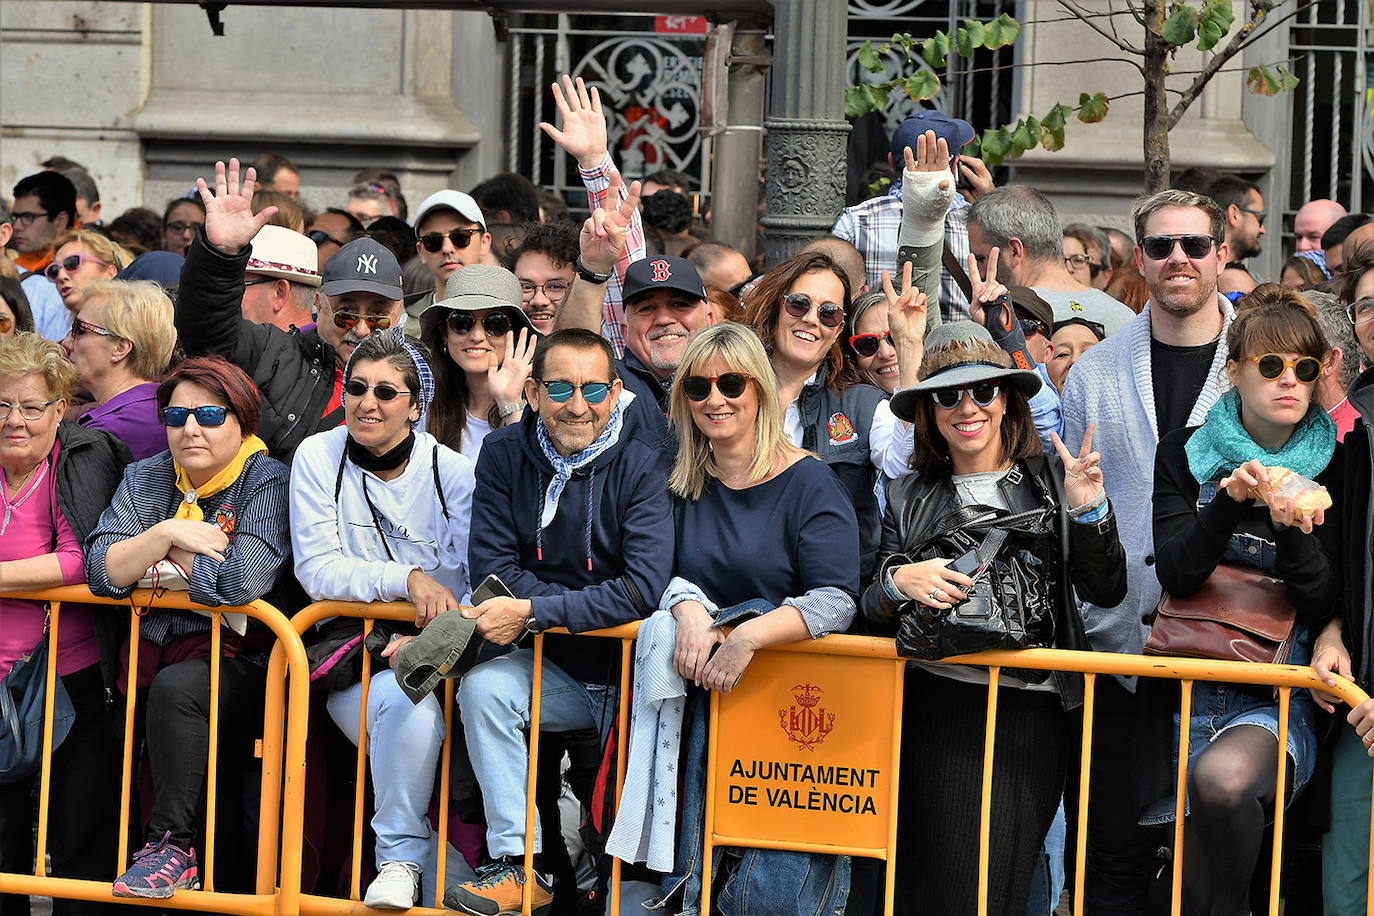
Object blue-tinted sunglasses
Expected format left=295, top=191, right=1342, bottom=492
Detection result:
left=536, top=380, right=611, bottom=404
left=162, top=405, right=230, bottom=427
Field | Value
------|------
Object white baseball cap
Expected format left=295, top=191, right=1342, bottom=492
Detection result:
left=246, top=225, right=321, bottom=287
left=413, top=190, right=487, bottom=235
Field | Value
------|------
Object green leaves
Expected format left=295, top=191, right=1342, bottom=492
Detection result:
left=1197, top=0, right=1235, bottom=51
left=1077, top=92, right=1109, bottom=122
left=844, top=84, right=885, bottom=118
left=903, top=71, right=941, bottom=102
left=857, top=40, right=883, bottom=74
left=1161, top=5, right=1197, bottom=45
left=921, top=32, right=951, bottom=70
left=982, top=13, right=1021, bottom=49
left=1247, top=63, right=1300, bottom=96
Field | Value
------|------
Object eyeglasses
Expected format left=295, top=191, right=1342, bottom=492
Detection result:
left=343, top=379, right=411, bottom=401
left=332, top=311, right=393, bottom=331
left=782, top=292, right=844, bottom=329
left=520, top=280, right=570, bottom=302
left=0, top=399, right=59, bottom=421
left=419, top=228, right=481, bottom=253
left=448, top=311, right=512, bottom=337
left=242, top=276, right=279, bottom=288
left=1019, top=316, right=1049, bottom=338
left=44, top=253, right=109, bottom=281
left=536, top=379, right=611, bottom=404
left=1140, top=235, right=1218, bottom=260
left=682, top=373, right=752, bottom=401
left=10, top=211, right=52, bottom=229
left=1237, top=206, right=1267, bottom=227
left=848, top=332, right=893, bottom=358
left=1247, top=353, right=1322, bottom=384
left=161, top=405, right=230, bottom=427
left=307, top=228, right=347, bottom=248
left=1063, top=254, right=1105, bottom=278
left=71, top=318, right=118, bottom=339
left=931, top=384, right=1001, bottom=410
left=164, top=221, right=204, bottom=235
left=1348, top=298, right=1374, bottom=326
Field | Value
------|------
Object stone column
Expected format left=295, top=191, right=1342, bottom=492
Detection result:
left=761, top=0, right=851, bottom=268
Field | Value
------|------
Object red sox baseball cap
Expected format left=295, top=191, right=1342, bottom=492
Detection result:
left=622, top=256, right=707, bottom=304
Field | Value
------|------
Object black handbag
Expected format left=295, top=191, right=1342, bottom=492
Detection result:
left=0, top=624, right=76, bottom=785
left=894, top=493, right=1059, bottom=663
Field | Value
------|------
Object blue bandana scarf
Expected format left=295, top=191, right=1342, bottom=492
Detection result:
left=1185, top=387, right=1336, bottom=485
left=535, top=392, right=630, bottom=529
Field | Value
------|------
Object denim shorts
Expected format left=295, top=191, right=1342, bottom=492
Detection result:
left=1140, top=676, right=1317, bottom=826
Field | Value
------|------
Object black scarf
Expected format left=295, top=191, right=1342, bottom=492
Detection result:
left=346, top=431, right=415, bottom=474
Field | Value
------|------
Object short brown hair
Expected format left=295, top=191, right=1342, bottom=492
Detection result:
left=157, top=356, right=262, bottom=437
left=741, top=251, right=857, bottom=391
left=1226, top=283, right=1328, bottom=365
left=1131, top=189, right=1226, bottom=245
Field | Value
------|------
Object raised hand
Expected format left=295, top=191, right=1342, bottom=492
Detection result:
left=539, top=75, right=609, bottom=170
left=489, top=327, right=535, bottom=420
left=579, top=171, right=642, bottom=274
left=903, top=130, right=952, bottom=189
left=195, top=158, right=277, bottom=256
left=965, top=246, right=1008, bottom=326
left=882, top=261, right=927, bottom=347
left=1050, top=424, right=1104, bottom=510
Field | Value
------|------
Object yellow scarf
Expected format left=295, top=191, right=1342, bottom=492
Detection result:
left=173, top=435, right=268, bottom=522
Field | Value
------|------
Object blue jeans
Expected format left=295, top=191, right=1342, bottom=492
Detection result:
left=328, top=669, right=446, bottom=871
left=1024, top=801, right=1065, bottom=916
left=656, top=686, right=851, bottom=916
left=458, top=649, right=615, bottom=859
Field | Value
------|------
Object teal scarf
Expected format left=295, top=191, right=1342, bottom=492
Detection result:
left=1185, top=387, right=1336, bottom=484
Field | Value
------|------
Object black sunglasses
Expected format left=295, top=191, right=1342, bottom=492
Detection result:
left=307, top=228, right=348, bottom=248
left=1248, top=354, right=1321, bottom=384
left=447, top=311, right=512, bottom=337
left=931, top=384, right=1000, bottom=410
left=162, top=405, right=229, bottom=427
left=682, top=373, right=752, bottom=401
left=344, top=379, right=411, bottom=401
left=848, top=332, right=892, bottom=358
left=782, top=292, right=844, bottom=329
left=419, top=228, right=481, bottom=253
left=1019, top=316, right=1049, bottom=338
left=1140, top=235, right=1217, bottom=260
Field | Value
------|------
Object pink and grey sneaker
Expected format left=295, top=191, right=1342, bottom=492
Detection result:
left=112, top=831, right=200, bottom=899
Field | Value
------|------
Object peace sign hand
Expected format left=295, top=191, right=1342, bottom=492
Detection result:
left=882, top=261, right=927, bottom=348
left=1050, top=424, right=1104, bottom=511
left=579, top=171, right=642, bottom=275
left=539, top=74, right=608, bottom=170
left=196, top=158, right=277, bottom=257
left=965, top=247, right=1008, bottom=326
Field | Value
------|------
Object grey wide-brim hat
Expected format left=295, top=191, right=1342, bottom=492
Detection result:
left=889, top=320, right=1042, bottom=422
left=419, top=263, right=535, bottom=341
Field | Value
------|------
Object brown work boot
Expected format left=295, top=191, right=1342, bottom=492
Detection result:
left=443, top=858, right=553, bottom=915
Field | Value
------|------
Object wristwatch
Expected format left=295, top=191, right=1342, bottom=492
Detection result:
left=498, top=399, right=526, bottom=419
left=523, top=607, right=542, bottom=635
left=575, top=256, right=613, bottom=285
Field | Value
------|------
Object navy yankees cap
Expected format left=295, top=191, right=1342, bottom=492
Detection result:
left=622, top=256, right=706, bottom=304
left=322, top=237, right=403, bottom=300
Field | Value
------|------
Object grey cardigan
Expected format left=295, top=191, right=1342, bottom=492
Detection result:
left=1059, top=295, right=1235, bottom=675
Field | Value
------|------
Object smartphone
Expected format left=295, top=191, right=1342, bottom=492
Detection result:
left=950, top=549, right=983, bottom=578
left=470, top=573, right=514, bottom=606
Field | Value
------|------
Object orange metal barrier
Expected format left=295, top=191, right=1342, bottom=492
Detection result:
left=0, top=586, right=311, bottom=916
left=259, top=602, right=639, bottom=916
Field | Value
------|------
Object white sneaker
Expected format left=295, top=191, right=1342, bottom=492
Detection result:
left=364, top=861, right=421, bottom=910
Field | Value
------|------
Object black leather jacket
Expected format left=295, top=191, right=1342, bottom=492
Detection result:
left=862, top=455, right=1127, bottom=708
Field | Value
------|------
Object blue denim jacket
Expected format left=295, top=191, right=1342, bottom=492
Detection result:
left=650, top=600, right=851, bottom=916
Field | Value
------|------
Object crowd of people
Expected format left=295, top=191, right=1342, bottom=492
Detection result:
left=2, top=72, right=1374, bottom=916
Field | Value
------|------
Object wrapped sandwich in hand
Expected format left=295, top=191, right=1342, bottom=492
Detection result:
left=1252, top=466, right=1331, bottom=518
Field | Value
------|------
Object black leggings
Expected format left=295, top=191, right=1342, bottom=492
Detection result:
left=1182, top=723, right=1281, bottom=916
left=0, top=665, right=124, bottom=916
left=894, top=668, right=1068, bottom=916
left=140, top=655, right=265, bottom=891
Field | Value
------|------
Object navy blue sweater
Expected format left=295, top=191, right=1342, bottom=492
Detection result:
left=468, top=406, right=674, bottom=684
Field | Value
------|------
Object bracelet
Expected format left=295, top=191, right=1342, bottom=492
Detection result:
left=882, top=566, right=911, bottom=604
left=1069, top=492, right=1109, bottom=523
left=575, top=256, right=613, bottom=284
left=498, top=399, right=526, bottom=419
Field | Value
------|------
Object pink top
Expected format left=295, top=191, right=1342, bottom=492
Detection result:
left=1329, top=397, right=1359, bottom=443
left=0, top=440, right=99, bottom=682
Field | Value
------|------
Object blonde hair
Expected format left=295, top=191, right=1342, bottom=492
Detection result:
left=668, top=322, right=801, bottom=500
left=51, top=228, right=133, bottom=274
left=0, top=332, right=78, bottom=402
left=83, top=279, right=177, bottom=381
